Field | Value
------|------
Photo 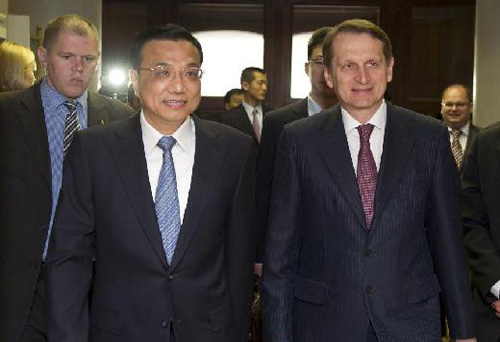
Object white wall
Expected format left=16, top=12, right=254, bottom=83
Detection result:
left=474, top=0, right=500, bottom=128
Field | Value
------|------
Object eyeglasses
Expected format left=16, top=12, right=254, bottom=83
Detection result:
left=441, top=102, right=469, bottom=109
left=309, top=58, right=324, bottom=68
left=139, top=65, right=204, bottom=81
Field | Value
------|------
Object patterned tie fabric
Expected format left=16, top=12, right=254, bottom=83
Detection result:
left=155, top=136, right=181, bottom=264
left=63, top=100, right=81, bottom=155
left=252, top=108, right=261, bottom=142
left=451, top=129, right=463, bottom=169
left=356, top=124, right=378, bottom=229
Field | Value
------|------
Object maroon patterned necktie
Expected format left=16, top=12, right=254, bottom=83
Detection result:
left=356, top=124, right=377, bottom=228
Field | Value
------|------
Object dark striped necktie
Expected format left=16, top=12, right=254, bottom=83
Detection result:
left=63, top=100, right=81, bottom=156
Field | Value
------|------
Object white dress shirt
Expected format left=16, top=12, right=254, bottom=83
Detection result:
left=140, top=112, right=196, bottom=224
left=242, top=100, right=263, bottom=133
left=447, top=121, right=470, bottom=152
left=342, top=101, right=387, bottom=175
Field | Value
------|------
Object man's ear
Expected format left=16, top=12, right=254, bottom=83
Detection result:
left=129, top=69, right=140, bottom=98
left=36, top=46, right=48, bottom=70
left=324, top=68, right=334, bottom=89
left=241, top=81, right=249, bottom=92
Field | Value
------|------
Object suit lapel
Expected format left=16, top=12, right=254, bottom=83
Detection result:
left=87, top=93, right=107, bottom=127
left=17, top=84, right=52, bottom=191
left=169, top=116, right=225, bottom=270
left=314, top=106, right=367, bottom=229
left=109, top=114, right=168, bottom=268
left=371, top=105, right=416, bottom=229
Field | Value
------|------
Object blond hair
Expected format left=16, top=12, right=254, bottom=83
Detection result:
left=43, top=14, right=99, bottom=52
left=0, top=41, right=35, bottom=92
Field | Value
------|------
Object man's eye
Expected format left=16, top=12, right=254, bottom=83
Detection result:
left=61, top=55, right=72, bottom=60
left=185, top=70, right=198, bottom=78
left=157, top=69, right=171, bottom=77
left=84, top=56, right=95, bottom=63
left=367, top=61, right=378, bottom=68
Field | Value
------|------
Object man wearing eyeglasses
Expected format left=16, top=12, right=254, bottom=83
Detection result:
left=255, top=27, right=337, bottom=270
left=440, top=84, right=480, bottom=172
left=46, top=24, right=256, bottom=342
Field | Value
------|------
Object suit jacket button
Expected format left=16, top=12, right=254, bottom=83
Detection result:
left=365, top=285, right=375, bottom=294
left=168, top=274, right=174, bottom=281
left=364, top=248, right=373, bottom=256
left=160, top=321, right=168, bottom=328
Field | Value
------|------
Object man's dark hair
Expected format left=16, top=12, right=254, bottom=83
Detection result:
left=323, top=19, right=392, bottom=69
left=308, top=27, right=332, bottom=60
left=130, top=24, right=203, bottom=70
left=240, top=67, right=266, bottom=85
left=224, top=88, right=244, bottom=105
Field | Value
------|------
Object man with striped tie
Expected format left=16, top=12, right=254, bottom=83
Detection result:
left=0, top=14, right=133, bottom=342
left=440, top=84, right=480, bottom=174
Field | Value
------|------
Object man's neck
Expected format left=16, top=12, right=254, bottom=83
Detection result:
left=310, top=91, right=337, bottom=110
left=244, top=95, right=259, bottom=108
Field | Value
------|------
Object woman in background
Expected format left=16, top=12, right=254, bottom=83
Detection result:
left=0, top=41, right=36, bottom=92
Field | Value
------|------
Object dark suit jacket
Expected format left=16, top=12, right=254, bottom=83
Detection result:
left=45, top=114, right=256, bottom=342
left=460, top=123, right=480, bottom=175
left=255, top=98, right=308, bottom=261
left=461, top=122, right=500, bottom=341
left=0, top=83, right=134, bottom=342
left=261, top=104, right=474, bottom=342
left=220, top=103, right=272, bottom=144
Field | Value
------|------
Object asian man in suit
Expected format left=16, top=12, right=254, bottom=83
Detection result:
left=45, top=24, right=256, bottom=342
left=0, top=14, right=134, bottom=342
left=221, top=67, right=271, bottom=144
left=261, top=19, right=476, bottom=342
left=255, top=26, right=337, bottom=268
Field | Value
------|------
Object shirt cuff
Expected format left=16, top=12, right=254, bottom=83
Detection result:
left=490, top=281, right=500, bottom=299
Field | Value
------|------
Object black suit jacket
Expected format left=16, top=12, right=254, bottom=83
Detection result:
left=460, top=123, right=480, bottom=175
left=461, top=122, right=500, bottom=340
left=220, top=103, right=272, bottom=144
left=0, top=83, right=134, bottom=342
left=46, top=114, right=256, bottom=342
left=262, top=104, right=474, bottom=342
left=255, top=98, right=308, bottom=261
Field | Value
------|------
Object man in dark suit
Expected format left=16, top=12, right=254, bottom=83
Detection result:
left=221, top=67, right=271, bottom=144
left=45, top=24, right=256, bottom=342
left=261, top=19, right=475, bottom=342
left=440, top=84, right=480, bottom=172
left=255, top=26, right=337, bottom=268
left=461, top=123, right=500, bottom=342
left=0, top=14, right=133, bottom=342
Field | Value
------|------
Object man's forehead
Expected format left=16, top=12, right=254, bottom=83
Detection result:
left=50, top=31, right=99, bottom=52
left=141, top=39, right=200, bottom=64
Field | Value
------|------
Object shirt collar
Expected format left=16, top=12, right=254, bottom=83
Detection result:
left=447, top=121, right=470, bottom=137
left=40, top=77, right=88, bottom=115
left=140, top=111, right=195, bottom=156
left=341, top=101, right=387, bottom=133
left=242, top=100, right=262, bottom=116
left=307, top=95, right=323, bottom=116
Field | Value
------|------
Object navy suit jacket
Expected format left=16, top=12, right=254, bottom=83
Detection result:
left=262, top=104, right=474, bottom=342
left=221, top=103, right=272, bottom=144
left=0, top=83, right=134, bottom=342
left=461, top=122, right=500, bottom=340
left=256, top=98, right=308, bottom=261
left=46, top=114, right=256, bottom=342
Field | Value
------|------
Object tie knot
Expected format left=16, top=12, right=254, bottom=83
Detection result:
left=252, top=108, right=258, bottom=116
left=64, top=100, right=77, bottom=112
left=451, top=129, right=462, bottom=138
left=357, top=124, right=375, bottom=142
left=157, top=136, right=176, bottom=152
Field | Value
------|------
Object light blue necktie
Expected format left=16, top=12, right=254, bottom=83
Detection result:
left=155, top=136, right=181, bottom=264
